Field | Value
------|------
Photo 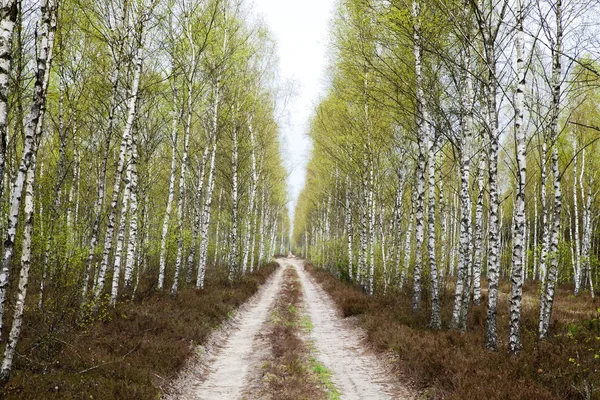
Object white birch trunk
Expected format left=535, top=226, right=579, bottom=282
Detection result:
left=110, top=150, right=131, bottom=305
left=93, top=43, right=143, bottom=305
left=451, top=61, right=473, bottom=330
left=581, top=185, right=593, bottom=297
left=199, top=3, right=227, bottom=285
left=412, top=0, right=427, bottom=311
left=242, top=116, right=258, bottom=274
left=0, top=0, right=18, bottom=201
left=0, top=142, right=37, bottom=382
left=368, top=165, right=375, bottom=295
left=509, top=0, right=527, bottom=352
left=393, top=170, right=404, bottom=285
left=249, top=190, right=258, bottom=272
left=573, top=140, right=581, bottom=295
left=401, top=196, right=415, bottom=290
left=228, top=102, right=239, bottom=281
left=197, top=133, right=218, bottom=289
left=82, top=5, right=128, bottom=301
left=123, top=128, right=139, bottom=290
left=171, top=78, right=193, bottom=295
left=187, top=144, right=210, bottom=283
left=537, top=138, right=550, bottom=332
left=533, top=187, right=538, bottom=280
left=358, top=176, right=368, bottom=286
left=428, top=138, right=441, bottom=329
left=540, top=0, right=563, bottom=339
left=473, top=157, right=485, bottom=305
left=484, top=36, right=501, bottom=351
left=0, top=0, right=56, bottom=337
left=437, top=154, right=447, bottom=289
left=212, top=188, right=223, bottom=268
left=157, top=109, right=179, bottom=290
left=258, top=185, right=266, bottom=264
left=380, top=208, right=388, bottom=293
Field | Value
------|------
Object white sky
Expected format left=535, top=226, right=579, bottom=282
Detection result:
left=251, top=0, right=336, bottom=226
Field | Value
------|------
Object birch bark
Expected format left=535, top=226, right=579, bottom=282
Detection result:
left=0, top=0, right=56, bottom=337
left=412, top=0, right=427, bottom=312
left=509, top=0, right=527, bottom=352
left=0, top=141, right=37, bottom=382
left=158, top=103, right=180, bottom=290
left=539, top=0, right=562, bottom=339
left=93, top=38, right=143, bottom=305
left=428, top=138, right=441, bottom=329
left=110, top=147, right=132, bottom=305
left=242, top=115, right=258, bottom=274
left=171, top=76, right=193, bottom=295
left=473, top=156, right=485, bottom=305
left=123, top=126, right=139, bottom=290
left=228, top=102, right=239, bottom=281
left=573, top=140, right=581, bottom=295
left=197, top=132, right=218, bottom=289
left=0, top=0, right=18, bottom=201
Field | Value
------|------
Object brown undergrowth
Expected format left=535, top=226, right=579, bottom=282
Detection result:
left=0, top=263, right=277, bottom=400
left=306, top=263, right=600, bottom=400
left=260, top=266, right=326, bottom=400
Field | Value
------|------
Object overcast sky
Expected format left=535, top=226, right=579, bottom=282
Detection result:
left=251, top=0, right=336, bottom=226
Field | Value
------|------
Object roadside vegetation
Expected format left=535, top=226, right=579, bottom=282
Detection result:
left=0, top=263, right=276, bottom=400
left=306, top=263, right=600, bottom=400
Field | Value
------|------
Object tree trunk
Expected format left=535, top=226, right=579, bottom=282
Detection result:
left=0, top=0, right=18, bottom=201
left=473, top=156, right=485, bottom=305
left=484, top=33, right=501, bottom=352
left=537, top=137, right=550, bottom=332
left=123, top=127, right=139, bottom=290
left=0, top=0, right=56, bottom=338
left=401, top=191, right=415, bottom=290
left=539, top=0, right=562, bottom=339
left=412, top=0, right=427, bottom=312
left=197, top=132, right=218, bottom=289
left=187, top=144, right=210, bottom=283
left=428, top=138, right=441, bottom=329
left=228, top=102, right=239, bottom=281
left=258, top=185, right=266, bottom=265
left=242, top=116, right=258, bottom=274
left=509, top=0, right=527, bottom=353
left=109, top=146, right=132, bottom=305
left=82, top=4, right=128, bottom=301
left=158, top=108, right=180, bottom=290
left=573, top=140, right=581, bottom=295
left=368, top=164, right=375, bottom=295
left=0, top=141, right=37, bottom=382
left=171, top=78, right=193, bottom=296
left=92, top=41, right=143, bottom=305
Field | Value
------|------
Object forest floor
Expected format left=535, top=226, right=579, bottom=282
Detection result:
left=306, top=262, right=600, bottom=400
left=0, top=263, right=277, bottom=399
left=166, top=257, right=415, bottom=400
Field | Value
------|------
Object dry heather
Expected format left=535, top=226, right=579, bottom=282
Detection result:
left=306, top=263, right=600, bottom=400
left=0, top=263, right=277, bottom=400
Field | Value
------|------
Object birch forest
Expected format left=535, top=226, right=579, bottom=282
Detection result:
left=1, top=0, right=600, bottom=398
left=293, top=0, right=600, bottom=370
left=0, top=0, right=291, bottom=387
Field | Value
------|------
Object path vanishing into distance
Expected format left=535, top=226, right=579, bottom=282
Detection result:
left=166, top=257, right=414, bottom=400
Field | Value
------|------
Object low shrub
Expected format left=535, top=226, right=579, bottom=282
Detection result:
left=0, top=263, right=277, bottom=400
left=306, top=263, right=600, bottom=400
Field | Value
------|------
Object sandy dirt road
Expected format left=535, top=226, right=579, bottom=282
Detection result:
left=284, top=257, right=413, bottom=400
left=166, top=258, right=414, bottom=399
left=166, top=266, right=285, bottom=400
